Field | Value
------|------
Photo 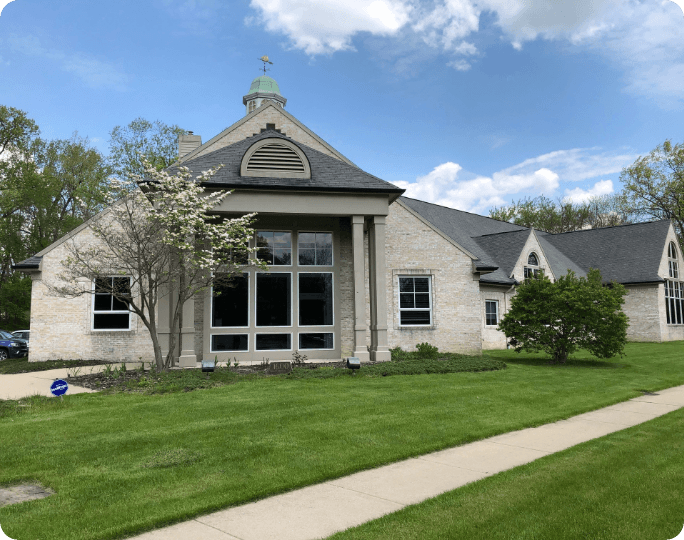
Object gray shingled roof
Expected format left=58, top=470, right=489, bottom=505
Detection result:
left=401, top=197, right=670, bottom=285
left=536, top=233, right=587, bottom=280
left=13, top=255, right=42, bottom=270
left=400, top=197, right=527, bottom=272
left=171, top=130, right=404, bottom=195
left=542, top=220, right=671, bottom=284
left=473, top=230, right=531, bottom=284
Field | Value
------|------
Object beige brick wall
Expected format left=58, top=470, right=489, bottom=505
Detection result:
left=383, top=203, right=482, bottom=355
left=28, top=227, right=155, bottom=363
left=195, top=106, right=342, bottom=162
left=623, top=284, right=663, bottom=342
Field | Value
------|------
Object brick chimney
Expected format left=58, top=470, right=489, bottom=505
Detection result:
left=178, top=131, right=202, bottom=159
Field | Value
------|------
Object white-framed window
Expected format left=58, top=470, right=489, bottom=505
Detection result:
left=665, top=280, right=683, bottom=325
left=256, top=231, right=292, bottom=266
left=298, top=272, right=334, bottom=327
left=668, top=241, right=679, bottom=279
left=398, top=276, right=432, bottom=326
left=524, top=252, right=540, bottom=280
left=298, top=333, right=334, bottom=350
left=485, top=300, right=499, bottom=326
left=92, top=276, right=131, bottom=331
left=255, top=333, right=292, bottom=351
left=211, top=334, right=249, bottom=353
left=255, top=272, right=292, bottom=327
left=298, top=232, right=333, bottom=266
left=248, top=100, right=256, bottom=113
left=211, top=273, right=249, bottom=328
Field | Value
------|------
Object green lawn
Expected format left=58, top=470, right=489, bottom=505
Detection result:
left=328, top=407, right=684, bottom=540
left=0, top=342, right=683, bottom=540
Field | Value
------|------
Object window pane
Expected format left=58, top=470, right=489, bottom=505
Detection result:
left=399, top=278, right=414, bottom=293
left=528, top=253, right=539, bottom=266
left=213, top=274, right=249, bottom=327
left=212, top=334, right=248, bottom=352
left=257, top=231, right=273, bottom=263
left=399, top=293, right=414, bottom=309
left=94, top=277, right=111, bottom=294
left=94, top=294, right=111, bottom=311
left=299, top=273, right=333, bottom=326
left=93, top=313, right=129, bottom=330
left=316, top=233, right=332, bottom=249
left=400, top=311, right=431, bottom=325
left=256, top=273, right=291, bottom=326
left=415, top=293, right=430, bottom=308
left=273, top=231, right=291, bottom=247
left=414, top=278, right=429, bottom=292
left=299, top=232, right=316, bottom=249
left=274, top=249, right=291, bottom=265
left=317, top=248, right=332, bottom=266
left=256, top=334, right=291, bottom=350
left=299, top=333, right=334, bottom=350
left=299, top=248, right=315, bottom=265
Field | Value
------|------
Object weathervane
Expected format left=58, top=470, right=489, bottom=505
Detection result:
left=259, top=55, right=273, bottom=75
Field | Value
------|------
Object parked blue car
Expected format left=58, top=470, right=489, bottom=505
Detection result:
left=0, top=329, right=29, bottom=360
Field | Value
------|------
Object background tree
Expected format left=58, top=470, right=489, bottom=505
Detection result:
left=108, top=118, right=186, bottom=179
left=51, top=161, right=262, bottom=370
left=620, top=139, right=684, bottom=250
left=489, top=194, right=632, bottom=233
left=498, top=269, right=628, bottom=364
left=0, top=106, right=111, bottom=329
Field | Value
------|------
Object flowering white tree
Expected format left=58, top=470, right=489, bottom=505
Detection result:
left=52, top=159, right=264, bottom=370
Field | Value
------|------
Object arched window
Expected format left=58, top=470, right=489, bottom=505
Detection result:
left=666, top=241, right=683, bottom=325
left=524, top=252, right=540, bottom=280
left=240, top=138, right=311, bottom=179
left=248, top=101, right=256, bottom=113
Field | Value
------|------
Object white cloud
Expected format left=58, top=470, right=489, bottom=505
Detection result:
left=249, top=0, right=412, bottom=54
left=0, top=0, right=16, bottom=18
left=247, top=0, right=684, bottom=103
left=396, top=147, right=636, bottom=213
left=7, top=35, right=128, bottom=90
left=563, top=179, right=614, bottom=203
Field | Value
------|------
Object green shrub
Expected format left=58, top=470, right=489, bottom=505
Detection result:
left=415, top=342, right=439, bottom=359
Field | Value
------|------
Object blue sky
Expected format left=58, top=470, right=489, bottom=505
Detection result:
left=1, top=0, right=683, bottom=214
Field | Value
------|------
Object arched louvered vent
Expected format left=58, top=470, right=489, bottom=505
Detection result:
left=241, top=138, right=311, bottom=179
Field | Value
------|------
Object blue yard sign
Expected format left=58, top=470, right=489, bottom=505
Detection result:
left=50, top=379, right=69, bottom=397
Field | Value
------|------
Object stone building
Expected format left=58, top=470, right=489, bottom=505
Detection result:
left=14, top=74, right=684, bottom=363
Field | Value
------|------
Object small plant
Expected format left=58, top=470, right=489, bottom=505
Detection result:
left=292, top=350, right=308, bottom=366
left=102, top=363, right=114, bottom=378
left=261, top=357, right=270, bottom=367
left=66, top=366, right=82, bottom=378
left=233, top=357, right=239, bottom=368
left=416, top=342, right=439, bottom=359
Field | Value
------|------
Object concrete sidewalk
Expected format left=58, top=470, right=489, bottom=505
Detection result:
left=129, top=385, right=684, bottom=540
left=0, top=367, right=102, bottom=400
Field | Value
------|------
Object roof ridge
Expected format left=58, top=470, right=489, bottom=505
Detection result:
left=549, top=219, right=670, bottom=237
left=400, top=196, right=527, bottom=228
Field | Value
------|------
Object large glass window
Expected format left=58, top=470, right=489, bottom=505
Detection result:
left=299, top=273, right=333, bottom=326
left=668, top=242, right=679, bottom=279
left=666, top=280, right=683, bottom=325
left=257, top=231, right=292, bottom=265
left=485, top=300, right=499, bottom=326
left=211, top=334, right=248, bottom=352
left=399, top=276, right=432, bottom=326
left=93, top=277, right=131, bottom=330
left=298, top=232, right=332, bottom=266
left=256, top=334, right=292, bottom=350
left=299, top=333, right=334, bottom=350
left=212, top=273, right=249, bottom=327
left=256, top=273, right=292, bottom=327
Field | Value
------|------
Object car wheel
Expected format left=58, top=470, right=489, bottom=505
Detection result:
left=0, top=349, right=8, bottom=361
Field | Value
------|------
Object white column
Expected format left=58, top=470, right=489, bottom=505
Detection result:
left=352, top=215, right=370, bottom=362
left=178, top=295, right=197, bottom=367
left=369, top=215, right=391, bottom=362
